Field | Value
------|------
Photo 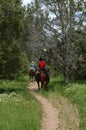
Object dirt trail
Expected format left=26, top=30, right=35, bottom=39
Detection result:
left=28, top=82, right=59, bottom=130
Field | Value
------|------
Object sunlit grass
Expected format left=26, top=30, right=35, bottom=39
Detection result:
left=0, top=76, right=42, bottom=130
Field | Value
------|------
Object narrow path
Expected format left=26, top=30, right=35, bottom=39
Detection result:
left=28, top=82, right=59, bottom=130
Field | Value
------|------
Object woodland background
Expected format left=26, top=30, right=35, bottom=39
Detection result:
left=0, top=0, right=86, bottom=82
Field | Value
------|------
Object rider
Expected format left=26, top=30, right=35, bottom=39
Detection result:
left=30, top=61, right=35, bottom=71
left=38, top=57, right=46, bottom=70
left=38, top=57, right=49, bottom=81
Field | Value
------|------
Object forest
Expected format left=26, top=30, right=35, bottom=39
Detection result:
left=0, top=0, right=86, bottom=82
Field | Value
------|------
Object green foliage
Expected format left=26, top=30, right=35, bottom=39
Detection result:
left=19, top=52, right=29, bottom=76
left=0, top=40, right=29, bottom=79
left=71, top=30, right=86, bottom=80
left=0, top=0, right=24, bottom=40
left=75, top=61, right=86, bottom=79
left=0, top=0, right=28, bottom=79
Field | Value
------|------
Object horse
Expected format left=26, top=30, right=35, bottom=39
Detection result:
left=29, top=69, right=35, bottom=82
left=35, top=69, right=50, bottom=91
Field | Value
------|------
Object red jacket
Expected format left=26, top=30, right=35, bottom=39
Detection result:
left=39, top=60, right=46, bottom=68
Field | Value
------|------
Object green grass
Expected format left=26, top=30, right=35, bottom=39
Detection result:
left=1, top=75, right=85, bottom=130
left=0, top=76, right=42, bottom=130
left=41, top=76, right=86, bottom=130
left=64, top=82, right=86, bottom=130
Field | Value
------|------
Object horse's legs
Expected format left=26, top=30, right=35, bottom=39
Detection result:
left=32, top=75, right=34, bottom=82
left=31, top=75, right=33, bottom=82
left=37, top=82, right=40, bottom=91
left=29, top=75, right=31, bottom=82
left=41, top=82, right=44, bottom=88
left=31, top=75, right=34, bottom=82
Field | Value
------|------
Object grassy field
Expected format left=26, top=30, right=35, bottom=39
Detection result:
left=41, top=76, right=86, bottom=130
left=0, top=75, right=86, bottom=130
left=0, top=76, right=42, bottom=130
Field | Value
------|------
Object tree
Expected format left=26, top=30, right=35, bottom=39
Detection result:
left=23, top=0, right=50, bottom=61
left=39, top=0, right=86, bottom=82
left=0, top=0, right=27, bottom=79
left=22, top=0, right=86, bottom=82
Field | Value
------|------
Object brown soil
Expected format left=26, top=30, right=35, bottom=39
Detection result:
left=28, top=82, right=59, bottom=130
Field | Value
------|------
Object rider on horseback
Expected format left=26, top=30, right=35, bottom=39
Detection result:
left=29, top=61, right=35, bottom=81
left=38, top=57, right=46, bottom=69
left=30, top=61, right=35, bottom=71
left=38, top=57, right=50, bottom=82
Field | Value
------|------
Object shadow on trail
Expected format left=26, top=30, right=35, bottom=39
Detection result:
left=0, top=88, right=24, bottom=94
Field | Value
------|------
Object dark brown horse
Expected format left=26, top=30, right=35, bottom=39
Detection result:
left=36, top=69, right=50, bottom=91
left=29, top=69, right=35, bottom=82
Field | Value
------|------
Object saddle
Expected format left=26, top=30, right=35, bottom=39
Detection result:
left=29, top=69, right=35, bottom=75
left=30, top=69, right=35, bottom=72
